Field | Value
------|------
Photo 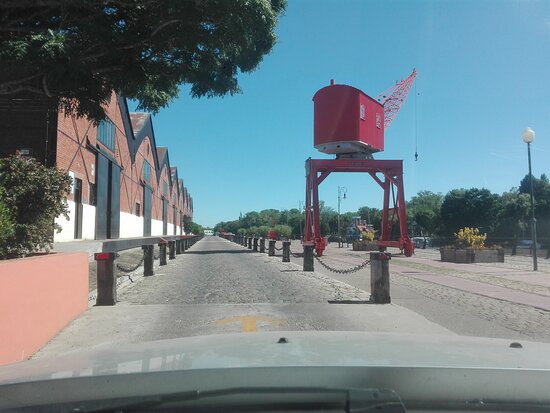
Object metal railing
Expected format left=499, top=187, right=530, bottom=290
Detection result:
left=94, top=234, right=202, bottom=306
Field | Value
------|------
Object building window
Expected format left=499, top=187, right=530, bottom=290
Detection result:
left=89, top=183, right=96, bottom=206
left=135, top=202, right=141, bottom=216
left=97, top=118, right=115, bottom=151
left=143, top=161, right=151, bottom=182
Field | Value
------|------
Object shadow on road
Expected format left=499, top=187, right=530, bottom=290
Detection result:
left=184, top=249, right=254, bottom=255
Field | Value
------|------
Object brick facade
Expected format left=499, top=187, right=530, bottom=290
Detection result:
left=0, top=92, right=193, bottom=240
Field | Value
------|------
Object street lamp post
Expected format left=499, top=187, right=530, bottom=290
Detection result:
left=337, top=186, right=347, bottom=248
left=522, top=127, right=538, bottom=271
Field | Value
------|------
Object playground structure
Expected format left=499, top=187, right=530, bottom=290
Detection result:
left=304, top=71, right=417, bottom=257
left=346, top=217, right=375, bottom=242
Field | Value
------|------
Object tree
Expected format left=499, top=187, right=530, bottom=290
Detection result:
left=188, top=221, right=204, bottom=235
left=0, top=155, right=71, bottom=258
left=0, top=0, right=287, bottom=122
left=407, top=191, right=443, bottom=236
left=492, top=189, right=529, bottom=237
left=440, top=188, right=501, bottom=236
left=273, top=224, right=291, bottom=239
left=519, top=173, right=550, bottom=219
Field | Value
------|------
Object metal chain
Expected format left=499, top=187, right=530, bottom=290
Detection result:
left=314, top=255, right=371, bottom=274
left=116, top=254, right=145, bottom=273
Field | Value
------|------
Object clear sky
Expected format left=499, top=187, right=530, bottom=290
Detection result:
left=131, top=0, right=550, bottom=228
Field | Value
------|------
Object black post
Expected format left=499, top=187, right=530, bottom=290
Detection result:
left=248, top=237, right=252, bottom=249
left=282, top=240, right=290, bottom=262
left=260, top=238, right=266, bottom=253
left=303, top=243, right=314, bottom=271
left=527, top=142, right=538, bottom=271
left=370, top=252, right=391, bottom=304
left=159, top=242, right=167, bottom=266
left=268, top=240, right=276, bottom=256
left=143, top=245, right=154, bottom=276
left=95, top=252, right=117, bottom=306
left=253, top=237, right=258, bottom=252
left=168, top=241, right=176, bottom=259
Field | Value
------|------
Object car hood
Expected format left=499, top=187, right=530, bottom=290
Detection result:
left=0, top=331, right=549, bottom=385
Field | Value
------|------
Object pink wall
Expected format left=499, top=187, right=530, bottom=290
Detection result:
left=0, top=253, right=88, bottom=365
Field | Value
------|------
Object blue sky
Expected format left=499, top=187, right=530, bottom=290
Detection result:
left=131, top=0, right=550, bottom=228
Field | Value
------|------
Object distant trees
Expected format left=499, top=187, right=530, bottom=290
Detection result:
left=407, top=191, right=443, bottom=237
left=214, top=172, right=550, bottom=246
left=440, top=188, right=501, bottom=236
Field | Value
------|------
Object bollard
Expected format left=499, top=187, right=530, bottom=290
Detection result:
left=168, top=241, right=176, bottom=259
left=182, top=239, right=187, bottom=253
left=159, top=242, right=167, bottom=266
left=303, top=243, right=314, bottom=271
left=184, top=238, right=188, bottom=250
left=370, top=252, right=391, bottom=304
left=248, top=237, right=252, bottom=249
left=260, top=238, right=266, bottom=253
left=175, top=239, right=181, bottom=254
left=268, top=239, right=276, bottom=256
left=253, top=237, right=258, bottom=252
left=95, top=252, right=117, bottom=306
left=282, top=240, right=290, bottom=262
left=143, top=245, right=154, bottom=276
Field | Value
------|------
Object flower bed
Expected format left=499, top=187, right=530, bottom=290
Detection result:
left=440, top=247, right=504, bottom=263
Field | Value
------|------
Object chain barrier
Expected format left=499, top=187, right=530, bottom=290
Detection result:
left=116, top=254, right=145, bottom=273
left=314, top=255, right=371, bottom=274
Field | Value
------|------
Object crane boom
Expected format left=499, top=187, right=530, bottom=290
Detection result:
left=376, top=69, right=417, bottom=129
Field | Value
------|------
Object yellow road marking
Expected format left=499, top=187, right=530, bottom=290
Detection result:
left=215, top=315, right=285, bottom=332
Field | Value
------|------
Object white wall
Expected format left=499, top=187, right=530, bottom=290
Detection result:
left=119, top=211, right=144, bottom=238
left=151, top=219, right=164, bottom=236
left=54, top=201, right=97, bottom=242
left=54, top=200, right=75, bottom=242
left=82, top=204, right=96, bottom=240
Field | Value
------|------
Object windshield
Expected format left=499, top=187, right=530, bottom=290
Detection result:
left=1, top=0, right=550, bottom=405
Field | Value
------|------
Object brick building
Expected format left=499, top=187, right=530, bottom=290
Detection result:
left=0, top=92, right=193, bottom=241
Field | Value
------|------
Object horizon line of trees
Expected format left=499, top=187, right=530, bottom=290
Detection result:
left=213, top=173, right=550, bottom=246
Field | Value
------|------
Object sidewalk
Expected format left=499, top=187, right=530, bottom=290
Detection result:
left=295, top=240, right=550, bottom=311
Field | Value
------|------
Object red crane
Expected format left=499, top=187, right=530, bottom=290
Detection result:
left=377, top=69, right=417, bottom=129
left=304, top=70, right=417, bottom=257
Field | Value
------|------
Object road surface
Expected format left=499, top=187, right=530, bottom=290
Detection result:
left=36, top=236, right=547, bottom=359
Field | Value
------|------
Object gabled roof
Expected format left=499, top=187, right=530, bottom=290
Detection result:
left=156, top=146, right=172, bottom=190
left=117, top=95, right=136, bottom=158
left=170, top=167, right=180, bottom=197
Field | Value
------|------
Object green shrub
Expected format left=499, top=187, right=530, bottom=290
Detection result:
left=0, top=156, right=71, bottom=259
left=257, top=225, right=270, bottom=237
left=273, top=224, right=292, bottom=239
left=0, top=198, right=14, bottom=257
left=247, top=226, right=259, bottom=236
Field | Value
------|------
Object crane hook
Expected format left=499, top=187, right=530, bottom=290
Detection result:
left=414, top=151, right=418, bottom=162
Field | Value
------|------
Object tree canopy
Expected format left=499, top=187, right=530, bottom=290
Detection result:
left=0, top=0, right=286, bottom=121
left=407, top=191, right=443, bottom=236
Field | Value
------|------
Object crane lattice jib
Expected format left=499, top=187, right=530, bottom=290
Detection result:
left=376, top=69, right=417, bottom=129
